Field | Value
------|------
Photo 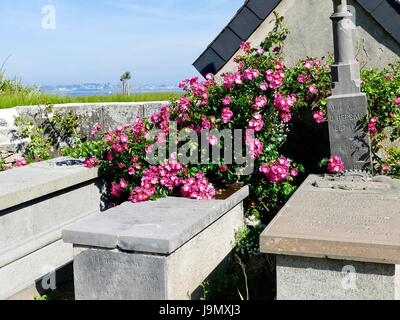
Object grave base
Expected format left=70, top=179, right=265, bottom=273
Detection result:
left=276, top=255, right=400, bottom=300
left=72, top=203, right=244, bottom=300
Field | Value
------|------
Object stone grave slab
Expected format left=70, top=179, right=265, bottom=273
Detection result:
left=260, top=174, right=400, bottom=300
left=63, top=186, right=249, bottom=300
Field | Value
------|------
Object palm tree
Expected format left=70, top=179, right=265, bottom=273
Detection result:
left=120, top=71, right=132, bottom=95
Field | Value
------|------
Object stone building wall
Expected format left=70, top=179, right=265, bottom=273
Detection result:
left=218, top=0, right=400, bottom=76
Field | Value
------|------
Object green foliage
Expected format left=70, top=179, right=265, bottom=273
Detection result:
left=13, top=105, right=81, bottom=162
left=62, top=138, right=106, bottom=160
left=361, top=63, right=400, bottom=165
left=378, top=147, right=400, bottom=177
left=259, top=12, right=288, bottom=54
left=0, top=92, right=182, bottom=109
left=362, top=62, right=400, bottom=138
left=0, top=159, right=5, bottom=171
left=120, top=71, right=132, bottom=81
left=234, top=225, right=264, bottom=259
left=0, top=63, right=40, bottom=97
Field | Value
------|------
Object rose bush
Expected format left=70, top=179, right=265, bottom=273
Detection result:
left=60, top=16, right=399, bottom=224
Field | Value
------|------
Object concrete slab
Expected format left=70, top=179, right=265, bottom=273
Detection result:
left=260, top=175, right=400, bottom=265
left=64, top=186, right=249, bottom=254
left=0, top=157, right=98, bottom=210
left=72, top=203, right=244, bottom=300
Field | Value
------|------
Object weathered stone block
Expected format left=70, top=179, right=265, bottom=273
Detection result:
left=64, top=187, right=249, bottom=300
left=53, top=104, right=103, bottom=137
left=142, top=102, right=165, bottom=118
left=260, top=174, right=400, bottom=300
left=0, top=240, right=73, bottom=300
left=0, top=157, right=102, bottom=299
left=327, top=93, right=372, bottom=171
left=101, top=103, right=143, bottom=131
left=277, top=255, right=398, bottom=300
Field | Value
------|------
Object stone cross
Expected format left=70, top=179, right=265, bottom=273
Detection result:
left=327, top=0, right=373, bottom=171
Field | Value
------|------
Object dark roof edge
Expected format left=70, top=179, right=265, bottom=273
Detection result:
left=193, top=0, right=400, bottom=77
left=193, top=1, right=250, bottom=66
left=361, top=0, right=400, bottom=44
left=193, top=0, right=280, bottom=77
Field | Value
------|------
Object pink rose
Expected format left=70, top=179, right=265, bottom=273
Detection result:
left=260, top=82, right=268, bottom=91
left=297, top=75, right=306, bottom=84
left=280, top=112, right=292, bottom=123
left=313, top=110, right=326, bottom=124
left=120, top=179, right=128, bottom=189
left=240, top=41, right=251, bottom=52
left=304, top=60, right=314, bottom=70
left=308, top=85, right=317, bottom=95
left=221, top=107, right=234, bottom=124
left=222, top=96, right=232, bottom=106
left=327, top=156, right=345, bottom=174
left=15, top=158, right=28, bottom=168
left=208, top=135, right=219, bottom=146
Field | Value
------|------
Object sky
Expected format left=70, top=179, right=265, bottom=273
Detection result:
left=0, top=0, right=244, bottom=86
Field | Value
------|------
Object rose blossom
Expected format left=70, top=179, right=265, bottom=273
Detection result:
left=15, top=158, right=28, bottom=168
left=205, top=73, right=214, bottom=80
left=297, top=75, right=306, bottom=84
left=368, top=116, right=379, bottom=134
left=145, top=144, right=153, bottom=154
left=381, top=163, right=390, bottom=173
left=83, top=157, right=99, bottom=169
left=313, top=110, right=326, bottom=124
left=253, top=96, right=268, bottom=110
left=248, top=113, right=264, bottom=132
left=280, top=112, right=292, bottom=123
left=259, top=157, right=294, bottom=184
left=180, top=172, right=216, bottom=200
left=111, top=182, right=122, bottom=198
left=119, top=134, right=129, bottom=143
left=120, top=179, right=128, bottom=189
left=245, top=136, right=264, bottom=159
left=240, top=41, right=251, bottom=52
left=260, top=82, right=268, bottom=91
left=274, top=93, right=296, bottom=113
left=291, top=168, right=299, bottom=177
left=91, top=123, right=102, bottom=136
left=221, top=107, right=234, bottom=124
left=304, top=60, right=314, bottom=70
left=308, top=85, right=317, bottom=95
left=208, top=135, right=219, bottom=146
left=266, top=69, right=285, bottom=90
left=222, top=96, right=232, bottom=106
left=128, top=166, right=136, bottom=176
left=327, top=156, right=345, bottom=174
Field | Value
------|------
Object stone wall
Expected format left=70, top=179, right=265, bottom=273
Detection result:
left=218, top=0, right=400, bottom=75
left=0, top=157, right=102, bottom=300
left=0, top=101, right=165, bottom=163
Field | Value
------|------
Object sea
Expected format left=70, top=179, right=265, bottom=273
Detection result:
left=40, top=84, right=182, bottom=97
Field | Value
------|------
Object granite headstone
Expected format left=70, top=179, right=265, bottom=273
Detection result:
left=327, top=0, right=373, bottom=171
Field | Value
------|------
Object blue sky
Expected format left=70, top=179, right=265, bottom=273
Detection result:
left=0, top=0, right=244, bottom=86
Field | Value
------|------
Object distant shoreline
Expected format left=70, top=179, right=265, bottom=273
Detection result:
left=40, top=85, right=182, bottom=97
left=0, top=91, right=183, bottom=109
